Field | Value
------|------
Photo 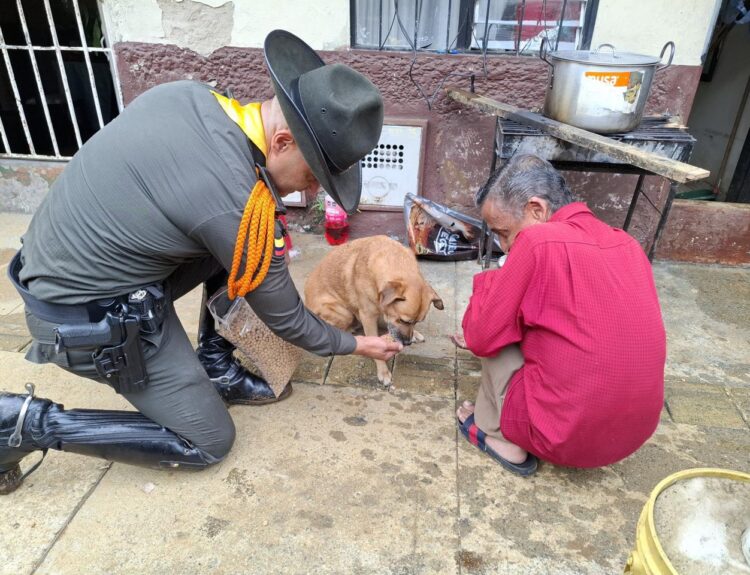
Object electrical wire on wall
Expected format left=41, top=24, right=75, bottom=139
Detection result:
left=393, top=0, right=491, bottom=110
left=386, top=0, right=564, bottom=110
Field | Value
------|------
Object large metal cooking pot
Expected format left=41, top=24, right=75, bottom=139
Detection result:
left=540, top=40, right=675, bottom=134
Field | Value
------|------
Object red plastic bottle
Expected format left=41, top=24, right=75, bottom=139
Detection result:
left=323, top=194, right=349, bottom=246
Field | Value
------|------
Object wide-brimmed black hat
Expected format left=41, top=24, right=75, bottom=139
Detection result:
left=264, top=30, right=384, bottom=214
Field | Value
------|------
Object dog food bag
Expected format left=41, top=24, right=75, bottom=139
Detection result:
left=404, top=193, right=497, bottom=261
left=207, top=287, right=303, bottom=397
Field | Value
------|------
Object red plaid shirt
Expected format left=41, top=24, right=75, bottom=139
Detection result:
left=463, top=203, right=665, bottom=468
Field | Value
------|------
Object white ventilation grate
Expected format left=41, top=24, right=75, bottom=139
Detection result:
left=360, top=123, right=424, bottom=210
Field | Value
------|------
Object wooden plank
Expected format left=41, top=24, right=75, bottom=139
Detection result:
left=446, top=87, right=711, bottom=183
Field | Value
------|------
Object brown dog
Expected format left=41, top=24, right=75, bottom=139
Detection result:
left=304, top=235, right=443, bottom=386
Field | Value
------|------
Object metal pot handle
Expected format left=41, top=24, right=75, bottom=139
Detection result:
left=657, top=41, right=675, bottom=71
left=539, top=37, right=552, bottom=66
left=594, top=43, right=616, bottom=57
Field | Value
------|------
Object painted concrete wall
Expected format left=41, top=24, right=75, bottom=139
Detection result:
left=114, top=42, right=702, bottom=254
left=0, top=161, right=65, bottom=213
left=591, top=0, right=722, bottom=67
left=101, top=0, right=350, bottom=56
left=687, top=24, right=750, bottom=195
left=102, top=0, right=720, bottom=64
left=4, top=1, right=741, bottom=262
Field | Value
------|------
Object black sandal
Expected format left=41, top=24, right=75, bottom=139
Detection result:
left=458, top=414, right=538, bottom=476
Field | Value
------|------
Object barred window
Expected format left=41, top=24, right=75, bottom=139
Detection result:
left=351, top=0, right=597, bottom=54
left=0, top=0, right=122, bottom=160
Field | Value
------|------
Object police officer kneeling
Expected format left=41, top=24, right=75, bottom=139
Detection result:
left=1, top=31, right=401, bottom=494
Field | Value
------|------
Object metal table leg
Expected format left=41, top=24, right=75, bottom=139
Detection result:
left=477, top=220, right=495, bottom=270
left=623, top=174, right=645, bottom=231
left=648, top=181, right=678, bottom=261
left=477, top=221, right=487, bottom=265
left=483, top=230, right=494, bottom=269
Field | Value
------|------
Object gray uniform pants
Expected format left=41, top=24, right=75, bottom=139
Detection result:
left=24, top=257, right=235, bottom=461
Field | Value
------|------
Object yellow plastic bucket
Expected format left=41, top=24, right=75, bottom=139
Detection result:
left=624, top=467, right=750, bottom=574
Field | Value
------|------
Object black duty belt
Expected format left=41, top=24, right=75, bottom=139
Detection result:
left=8, top=250, right=166, bottom=394
left=7, top=250, right=165, bottom=330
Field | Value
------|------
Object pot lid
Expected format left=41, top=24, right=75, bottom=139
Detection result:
left=548, top=47, right=660, bottom=66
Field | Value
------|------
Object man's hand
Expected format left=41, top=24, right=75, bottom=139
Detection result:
left=353, top=335, right=403, bottom=361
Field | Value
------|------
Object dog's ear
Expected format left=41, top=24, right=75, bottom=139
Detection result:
left=380, top=280, right=405, bottom=308
left=430, top=287, right=444, bottom=310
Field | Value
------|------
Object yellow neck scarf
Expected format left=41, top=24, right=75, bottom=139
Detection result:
left=212, top=92, right=276, bottom=300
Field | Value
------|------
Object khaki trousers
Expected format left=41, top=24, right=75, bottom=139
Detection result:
left=474, top=344, right=525, bottom=440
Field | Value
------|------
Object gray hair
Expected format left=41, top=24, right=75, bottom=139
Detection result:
left=475, top=154, right=573, bottom=217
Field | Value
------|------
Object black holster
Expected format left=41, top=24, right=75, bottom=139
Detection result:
left=8, top=250, right=167, bottom=395
left=54, top=311, right=146, bottom=394
left=53, top=287, right=166, bottom=394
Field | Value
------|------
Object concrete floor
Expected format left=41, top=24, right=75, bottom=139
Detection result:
left=0, top=211, right=748, bottom=574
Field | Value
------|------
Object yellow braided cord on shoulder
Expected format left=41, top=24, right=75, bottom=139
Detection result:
left=227, top=179, right=276, bottom=300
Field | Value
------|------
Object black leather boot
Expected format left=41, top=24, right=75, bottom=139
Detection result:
left=0, top=384, right=214, bottom=495
left=197, top=275, right=292, bottom=406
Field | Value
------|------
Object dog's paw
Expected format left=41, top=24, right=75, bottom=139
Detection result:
left=377, top=367, right=393, bottom=388
left=411, top=330, right=425, bottom=344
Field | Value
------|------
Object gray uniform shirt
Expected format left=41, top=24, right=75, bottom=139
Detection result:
left=19, top=80, right=355, bottom=356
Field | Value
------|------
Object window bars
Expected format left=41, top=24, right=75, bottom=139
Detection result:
left=0, top=0, right=122, bottom=160
left=352, top=0, right=596, bottom=55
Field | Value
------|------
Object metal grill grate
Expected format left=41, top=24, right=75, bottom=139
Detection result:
left=0, top=0, right=122, bottom=160
left=499, top=117, right=696, bottom=143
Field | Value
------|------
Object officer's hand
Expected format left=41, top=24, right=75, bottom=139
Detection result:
left=353, top=335, right=403, bottom=361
